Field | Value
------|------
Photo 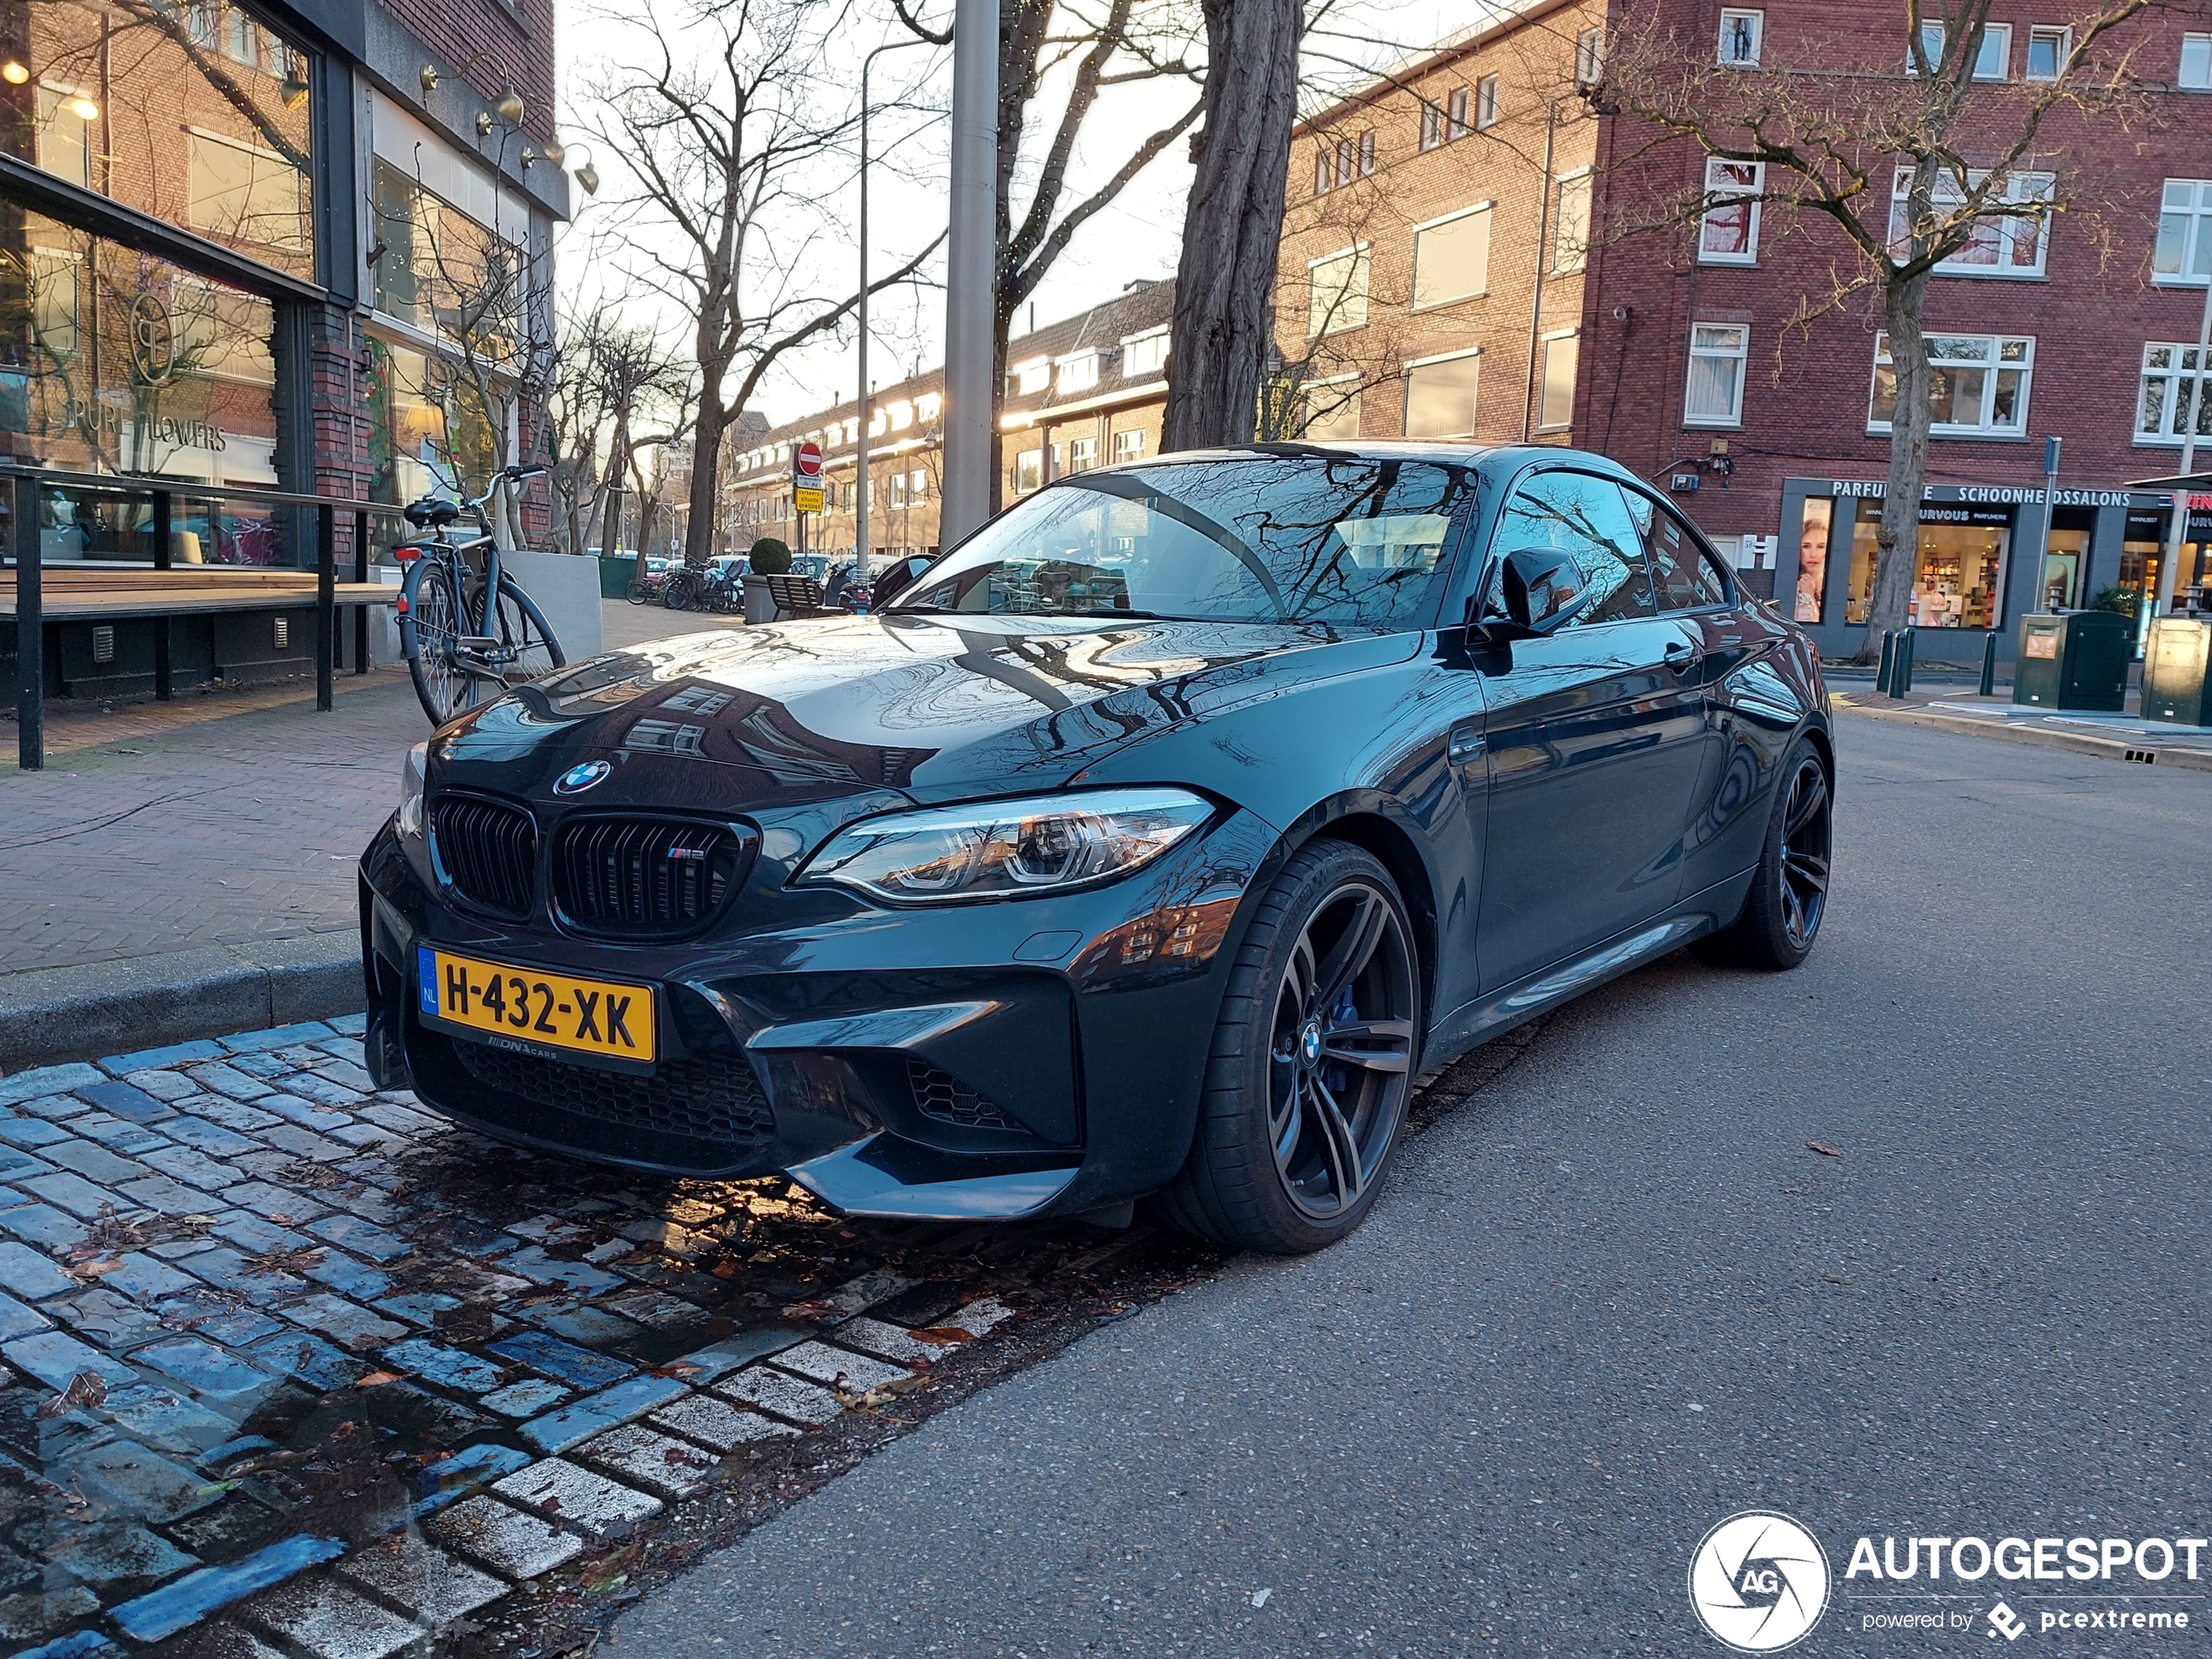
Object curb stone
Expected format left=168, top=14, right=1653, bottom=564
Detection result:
left=1840, top=703, right=2212, bottom=772
left=0, top=932, right=362, bottom=1075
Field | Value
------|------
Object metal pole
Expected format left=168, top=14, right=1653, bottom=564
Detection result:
left=2154, top=273, right=2212, bottom=618
left=14, top=474, right=42, bottom=770
left=941, top=0, right=998, bottom=545
left=2033, top=434, right=2061, bottom=608
left=1979, top=631, right=1998, bottom=697
left=152, top=488, right=172, bottom=700
left=860, top=39, right=931, bottom=583
left=354, top=508, right=370, bottom=673
left=315, top=502, right=334, bottom=711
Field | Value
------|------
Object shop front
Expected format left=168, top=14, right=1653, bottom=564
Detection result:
left=1774, top=477, right=2194, bottom=662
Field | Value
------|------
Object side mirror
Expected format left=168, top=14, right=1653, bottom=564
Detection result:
left=1494, top=546, right=1590, bottom=637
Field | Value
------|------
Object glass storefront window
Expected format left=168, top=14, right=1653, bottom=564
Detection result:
left=0, top=0, right=316, bottom=280
left=1795, top=497, right=1831, bottom=623
left=1845, top=508, right=2011, bottom=628
left=371, top=159, right=521, bottom=360
left=366, top=336, right=497, bottom=506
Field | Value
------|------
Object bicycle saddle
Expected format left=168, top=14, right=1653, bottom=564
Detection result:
left=404, top=496, right=461, bottom=529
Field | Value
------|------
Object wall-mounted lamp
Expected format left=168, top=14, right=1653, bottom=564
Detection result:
left=538, top=138, right=565, bottom=167
left=279, top=76, right=309, bottom=109
left=418, top=64, right=439, bottom=95
left=474, top=111, right=492, bottom=138
left=1, top=60, right=29, bottom=85
left=495, top=86, right=525, bottom=125
left=576, top=162, right=599, bottom=194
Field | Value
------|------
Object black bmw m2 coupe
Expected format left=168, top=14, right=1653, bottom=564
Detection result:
left=358, top=444, right=1832, bottom=1253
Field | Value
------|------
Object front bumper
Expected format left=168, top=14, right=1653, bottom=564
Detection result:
left=359, top=806, right=1277, bottom=1220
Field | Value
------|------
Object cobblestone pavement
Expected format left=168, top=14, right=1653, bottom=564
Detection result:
left=0, top=1019, right=1155, bottom=1657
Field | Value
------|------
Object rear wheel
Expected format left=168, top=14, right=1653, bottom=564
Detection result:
left=401, top=557, right=475, bottom=725
left=1160, top=841, right=1421, bottom=1254
left=489, top=574, right=565, bottom=687
left=625, top=578, right=652, bottom=605
left=1693, top=735, right=1831, bottom=971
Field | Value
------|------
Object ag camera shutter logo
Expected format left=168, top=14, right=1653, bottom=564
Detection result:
left=1689, top=1511, right=1831, bottom=1652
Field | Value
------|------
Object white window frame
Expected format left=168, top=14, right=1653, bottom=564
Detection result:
left=1698, top=159, right=1763, bottom=265
left=1014, top=448, right=1044, bottom=493
left=1068, top=436, right=1097, bottom=471
left=1011, top=358, right=1051, bottom=395
left=1718, top=9, right=1763, bottom=67
left=1306, top=242, right=1371, bottom=337
left=1972, top=22, right=2012, bottom=80
left=1410, top=200, right=1494, bottom=311
left=1304, top=372, right=1362, bottom=442
left=1447, top=86, right=1470, bottom=140
left=1120, top=327, right=1169, bottom=379
left=1536, top=328, right=1580, bottom=432
left=1575, top=28, right=1604, bottom=84
left=1401, top=347, right=1482, bottom=440
left=2026, top=24, right=2073, bottom=80
left=1553, top=170, right=1593, bottom=274
left=1314, top=145, right=1332, bottom=196
left=1889, top=166, right=2054, bottom=278
left=1867, top=331, right=2035, bottom=438
left=1910, top=21, right=1944, bottom=72
left=1683, top=322, right=1750, bottom=427
left=2182, top=32, right=2212, bottom=88
left=2134, top=342, right=2212, bottom=445
left=1420, top=100, right=1444, bottom=151
left=2155, top=179, right=2212, bottom=285
left=1055, top=350, right=1099, bottom=394
left=1476, top=75, right=1499, bottom=128
left=1112, top=428, right=1146, bottom=461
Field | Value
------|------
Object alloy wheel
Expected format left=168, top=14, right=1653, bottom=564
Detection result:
left=1267, top=880, right=1417, bottom=1220
left=1779, top=756, right=1831, bottom=949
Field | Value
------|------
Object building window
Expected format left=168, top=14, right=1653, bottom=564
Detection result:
left=1868, top=332, right=2033, bottom=436
left=1121, top=328, right=1169, bottom=378
left=1404, top=350, right=1480, bottom=439
left=2155, top=179, right=2212, bottom=283
left=1057, top=351, right=1098, bottom=393
left=1307, top=244, right=1370, bottom=336
left=1304, top=377, right=1360, bottom=440
left=1575, top=28, right=1603, bottom=84
left=1972, top=23, right=2012, bottom=79
left=1113, top=428, right=1145, bottom=461
left=2182, top=33, right=2212, bottom=87
left=1911, top=22, right=1945, bottom=71
left=191, top=131, right=309, bottom=253
left=1068, top=437, right=1097, bottom=471
left=888, top=473, right=908, bottom=509
left=2027, top=25, right=2073, bottom=79
left=1476, top=76, right=1499, bottom=128
left=1010, top=358, right=1051, bottom=395
left=1014, top=448, right=1043, bottom=493
left=908, top=468, right=929, bottom=500
left=1699, top=160, right=1763, bottom=264
left=1553, top=172, right=1592, bottom=273
left=1360, top=130, right=1376, bottom=175
left=1684, top=323, right=1749, bottom=425
left=1889, top=167, right=2054, bottom=276
left=1718, top=9, right=1763, bottom=66
left=1537, top=332, right=1579, bottom=431
left=1314, top=146, right=1332, bottom=196
left=1411, top=203, right=1493, bottom=309
left=1421, top=101, right=1444, bottom=150
left=2135, top=344, right=2212, bottom=444
left=1447, top=86, right=1470, bottom=139
left=33, top=85, right=94, bottom=188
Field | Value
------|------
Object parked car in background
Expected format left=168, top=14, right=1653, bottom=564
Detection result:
left=361, top=443, right=1831, bottom=1254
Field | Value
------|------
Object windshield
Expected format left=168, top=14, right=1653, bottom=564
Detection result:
left=894, top=455, right=1474, bottom=628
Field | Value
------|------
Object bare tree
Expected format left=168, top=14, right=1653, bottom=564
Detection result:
left=1588, top=0, right=2202, bottom=655
left=588, top=0, right=944, bottom=568
left=543, top=304, right=696, bottom=553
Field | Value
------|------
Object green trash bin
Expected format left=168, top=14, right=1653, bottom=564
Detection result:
left=598, top=555, right=639, bottom=598
left=2142, top=617, right=2212, bottom=725
left=2012, top=610, right=2130, bottom=711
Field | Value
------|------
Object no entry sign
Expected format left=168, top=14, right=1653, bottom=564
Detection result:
left=793, top=441, right=824, bottom=480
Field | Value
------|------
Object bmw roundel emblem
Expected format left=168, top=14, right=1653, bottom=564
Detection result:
left=553, top=760, right=611, bottom=796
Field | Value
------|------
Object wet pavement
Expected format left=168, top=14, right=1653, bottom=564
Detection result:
left=0, top=1019, right=1171, bottom=1656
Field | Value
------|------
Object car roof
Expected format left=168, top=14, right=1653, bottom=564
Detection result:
left=1069, top=441, right=1645, bottom=489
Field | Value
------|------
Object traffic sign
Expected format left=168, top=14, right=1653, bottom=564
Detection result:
left=794, top=484, right=824, bottom=515
left=793, top=441, right=824, bottom=481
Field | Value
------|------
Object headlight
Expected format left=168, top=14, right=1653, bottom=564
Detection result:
left=397, top=741, right=428, bottom=840
left=797, top=787, right=1211, bottom=904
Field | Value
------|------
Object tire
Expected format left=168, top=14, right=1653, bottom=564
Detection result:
left=1159, top=840, right=1422, bottom=1254
left=625, top=579, right=651, bottom=605
left=663, top=574, right=693, bottom=610
left=400, top=557, right=475, bottom=725
left=490, top=575, right=565, bottom=685
left=1692, top=735, right=1832, bottom=971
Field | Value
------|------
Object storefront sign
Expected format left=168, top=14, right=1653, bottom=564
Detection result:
left=1824, top=480, right=2155, bottom=510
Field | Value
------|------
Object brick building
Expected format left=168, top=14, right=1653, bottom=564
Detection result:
left=2, top=0, right=573, bottom=698
left=727, top=280, right=1175, bottom=568
left=1282, top=0, right=2212, bottom=660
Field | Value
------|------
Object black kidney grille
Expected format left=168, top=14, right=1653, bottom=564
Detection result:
left=554, top=817, right=749, bottom=935
left=433, top=796, right=538, bottom=919
left=452, top=1036, right=776, bottom=1150
left=907, top=1057, right=1019, bottom=1131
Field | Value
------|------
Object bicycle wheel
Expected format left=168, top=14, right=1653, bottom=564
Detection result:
left=491, top=574, right=565, bottom=685
left=626, top=579, right=651, bottom=605
left=663, top=572, right=692, bottom=610
left=401, top=557, right=476, bottom=725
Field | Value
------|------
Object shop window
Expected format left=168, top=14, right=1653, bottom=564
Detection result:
left=2135, top=343, right=2212, bottom=444
left=1412, top=204, right=1492, bottom=308
left=1718, top=9, right=1763, bottom=65
left=1305, top=377, right=1360, bottom=441
left=1307, top=244, right=1370, bottom=337
left=1844, top=507, right=2012, bottom=629
left=1868, top=332, right=2033, bottom=437
left=1889, top=167, right=2054, bottom=276
left=1553, top=173, right=1592, bottom=273
left=1795, top=499, right=1833, bottom=624
left=1700, top=160, right=1763, bottom=264
left=2155, top=179, right=2212, bottom=284
left=192, top=132, right=308, bottom=253
left=1113, top=428, right=1146, bottom=461
left=372, top=160, right=523, bottom=358
left=1684, top=323, right=1749, bottom=425
left=2027, top=25, right=2072, bottom=79
left=1537, top=332, right=1579, bottom=430
left=1122, top=328, right=1169, bottom=378
left=1403, top=352, right=1479, bottom=439
left=367, top=336, right=497, bottom=507
left=2183, top=33, right=2212, bottom=87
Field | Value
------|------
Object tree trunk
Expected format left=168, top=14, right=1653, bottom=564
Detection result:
left=685, top=403, right=725, bottom=569
left=1860, top=271, right=1934, bottom=661
left=1161, top=0, right=1302, bottom=453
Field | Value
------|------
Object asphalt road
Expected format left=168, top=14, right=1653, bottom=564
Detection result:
left=610, top=716, right=2212, bottom=1658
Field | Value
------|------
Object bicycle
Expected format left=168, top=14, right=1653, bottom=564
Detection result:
left=394, top=465, right=567, bottom=725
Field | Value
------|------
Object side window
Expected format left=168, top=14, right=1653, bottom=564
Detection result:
left=1636, top=497, right=1732, bottom=609
left=1488, top=471, right=1656, bottom=627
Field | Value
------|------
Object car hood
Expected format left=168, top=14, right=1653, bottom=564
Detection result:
left=430, top=612, right=1418, bottom=813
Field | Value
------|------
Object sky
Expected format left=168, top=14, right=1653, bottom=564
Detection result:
left=554, top=0, right=1475, bottom=427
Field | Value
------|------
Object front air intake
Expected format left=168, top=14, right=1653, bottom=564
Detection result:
left=552, top=815, right=754, bottom=938
left=431, top=795, right=538, bottom=920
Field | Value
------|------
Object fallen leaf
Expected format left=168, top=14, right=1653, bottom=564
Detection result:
left=35, top=1371, right=107, bottom=1420
left=1807, top=1141, right=1842, bottom=1157
left=711, top=1261, right=740, bottom=1279
left=355, top=1370, right=401, bottom=1387
left=906, top=1326, right=974, bottom=1345
left=541, top=1495, right=563, bottom=1513
left=780, top=1299, right=842, bottom=1322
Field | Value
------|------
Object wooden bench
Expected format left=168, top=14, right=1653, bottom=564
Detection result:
left=764, top=573, right=829, bottom=617
left=0, top=567, right=395, bottom=618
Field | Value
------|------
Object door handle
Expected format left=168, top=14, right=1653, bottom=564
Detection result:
left=1662, top=639, right=1696, bottom=667
left=1448, top=725, right=1487, bottom=765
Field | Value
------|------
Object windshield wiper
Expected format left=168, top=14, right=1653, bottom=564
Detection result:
left=1058, top=608, right=1170, bottom=621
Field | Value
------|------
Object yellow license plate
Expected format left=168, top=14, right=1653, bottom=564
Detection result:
left=417, top=945, right=657, bottom=1063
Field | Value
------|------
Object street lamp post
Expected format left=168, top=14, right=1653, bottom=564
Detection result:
left=941, top=0, right=997, bottom=546
left=857, top=37, right=931, bottom=581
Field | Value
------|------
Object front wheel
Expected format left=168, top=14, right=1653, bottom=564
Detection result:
left=400, top=557, right=475, bottom=725
left=1692, top=735, right=1831, bottom=971
left=1159, top=840, right=1421, bottom=1254
left=625, top=579, right=652, bottom=605
left=489, top=574, right=565, bottom=687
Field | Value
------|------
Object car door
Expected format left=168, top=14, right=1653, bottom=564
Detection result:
left=1474, top=469, right=1713, bottom=991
